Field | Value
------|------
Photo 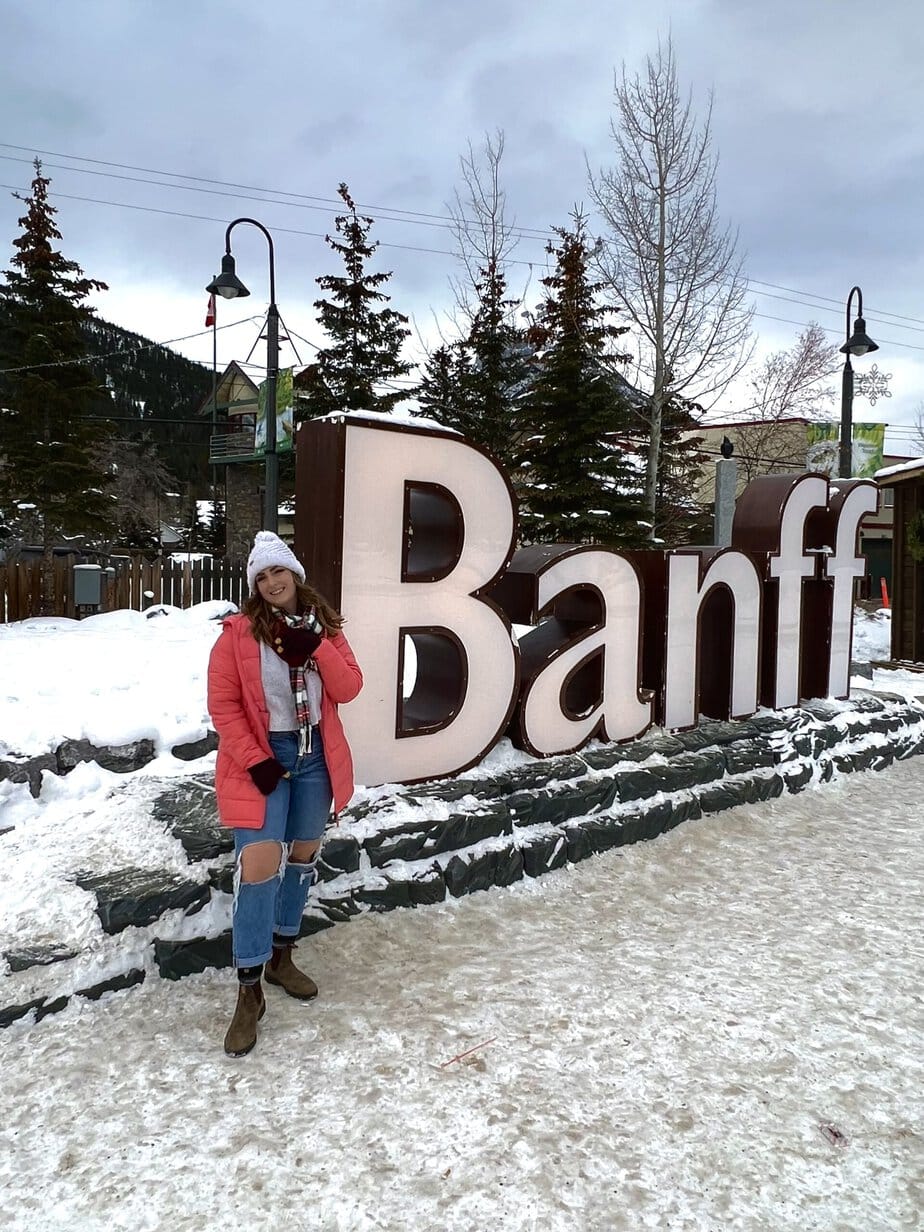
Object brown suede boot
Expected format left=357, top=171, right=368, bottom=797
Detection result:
left=223, top=981, right=266, bottom=1057
left=264, top=942, right=318, bottom=1001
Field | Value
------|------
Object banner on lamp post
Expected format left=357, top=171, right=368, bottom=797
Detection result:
left=805, top=421, right=885, bottom=478
left=255, top=367, right=294, bottom=454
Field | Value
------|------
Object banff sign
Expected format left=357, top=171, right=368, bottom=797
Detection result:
left=294, top=415, right=878, bottom=788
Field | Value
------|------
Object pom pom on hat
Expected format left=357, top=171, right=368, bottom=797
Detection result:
left=246, top=531, right=306, bottom=593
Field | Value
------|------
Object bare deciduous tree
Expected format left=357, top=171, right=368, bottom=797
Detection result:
left=910, top=401, right=924, bottom=456
left=446, top=129, right=531, bottom=327
left=589, top=37, right=753, bottom=534
left=731, top=322, right=840, bottom=483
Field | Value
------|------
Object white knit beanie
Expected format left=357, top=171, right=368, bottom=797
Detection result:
left=246, top=531, right=306, bottom=593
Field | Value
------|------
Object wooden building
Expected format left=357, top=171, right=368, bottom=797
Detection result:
left=197, top=363, right=269, bottom=556
left=876, top=458, right=924, bottom=662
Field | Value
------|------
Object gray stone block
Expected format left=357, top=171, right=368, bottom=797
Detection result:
left=155, top=933, right=232, bottom=980
left=0, top=753, right=58, bottom=798
left=77, top=969, right=146, bottom=1001
left=4, top=944, right=78, bottom=973
left=580, top=733, right=684, bottom=770
left=697, top=779, right=761, bottom=813
left=407, top=867, right=447, bottom=906
left=57, top=738, right=155, bottom=775
left=673, top=720, right=763, bottom=751
left=170, top=732, right=219, bottom=761
left=0, top=996, right=47, bottom=1029
left=521, top=832, right=568, bottom=879
left=355, top=878, right=414, bottom=912
left=443, top=845, right=523, bottom=898
left=723, top=741, right=778, bottom=775
left=208, top=863, right=234, bottom=895
left=651, top=750, right=727, bottom=791
left=319, top=835, right=361, bottom=874
left=364, top=820, right=441, bottom=867
left=316, top=889, right=365, bottom=923
left=296, top=913, right=337, bottom=939
left=610, top=766, right=663, bottom=802
left=152, top=780, right=229, bottom=861
left=77, top=868, right=211, bottom=934
left=784, top=764, right=814, bottom=792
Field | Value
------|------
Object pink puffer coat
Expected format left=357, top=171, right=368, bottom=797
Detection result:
left=207, top=614, right=363, bottom=828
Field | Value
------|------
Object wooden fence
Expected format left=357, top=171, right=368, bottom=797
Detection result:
left=0, top=556, right=249, bottom=623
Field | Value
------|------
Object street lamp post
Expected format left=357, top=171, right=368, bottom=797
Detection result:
left=207, top=218, right=279, bottom=533
left=838, top=286, right=879, bottom=479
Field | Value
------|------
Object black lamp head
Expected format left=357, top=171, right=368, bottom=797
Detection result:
left=206, top=253, right=250, bottom=300
left=840, top=315, right=878, bottom=357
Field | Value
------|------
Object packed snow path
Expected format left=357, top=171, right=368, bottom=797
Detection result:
left=2, top=757, right=922, bottom=1232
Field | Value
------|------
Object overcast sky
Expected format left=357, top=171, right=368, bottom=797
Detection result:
left=2, top=0, right=923, bottom=454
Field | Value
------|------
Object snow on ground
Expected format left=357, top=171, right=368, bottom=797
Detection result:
left=1, top=603, right=922, bottom=1229
left=851, top=606, right=892, bottom=665
left=0, top=600, right=234, bottom=758
left=1, top=756, right=922, bottom=1232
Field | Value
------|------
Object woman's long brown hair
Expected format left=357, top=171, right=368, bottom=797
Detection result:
left=241, top=575, right=345, bottom=647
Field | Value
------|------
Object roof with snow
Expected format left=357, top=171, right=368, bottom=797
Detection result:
left=875, top=457, right=924, bottom=484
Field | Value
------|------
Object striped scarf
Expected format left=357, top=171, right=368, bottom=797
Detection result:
left=273, top=606, right=318, bottom=754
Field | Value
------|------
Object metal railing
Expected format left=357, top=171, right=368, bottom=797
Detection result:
left=209, top=430, right=257, bottom=462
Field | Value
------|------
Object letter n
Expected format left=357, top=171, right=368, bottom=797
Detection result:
left=662, top=548, right=763, bottom=730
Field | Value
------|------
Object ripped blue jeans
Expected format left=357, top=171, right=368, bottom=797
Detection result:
left=232, top=729, right=333, bottom=968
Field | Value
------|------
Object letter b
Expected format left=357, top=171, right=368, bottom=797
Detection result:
left=294, top=416, right=519, bottom=785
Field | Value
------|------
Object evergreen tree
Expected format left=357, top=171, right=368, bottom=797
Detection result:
left=0, top=161, right=113, bottom=557
left=420, top=262, right=532, bottom=471
left=0, top=297, right=216, bottom=494
left=297, top=183, right=412, bottom=418
left=452, top=261, right=533, bottom=471
left=516, top=215, right=645, bottom=547
left=96, top=430, right=179, bottom=552
left=202, top=498, right=227, bottom=556
left=651, top=395, right=711, bottom=546
left=81, top=316, right=212, bottom=489
left=416, top=344, right=462, bottom=427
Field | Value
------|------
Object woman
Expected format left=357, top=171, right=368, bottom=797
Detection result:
left=207, top=530, right=363, bottom=1057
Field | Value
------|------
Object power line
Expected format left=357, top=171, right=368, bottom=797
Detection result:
left=744, top=276, right=924, bottom=331
left=0, top=180, right=544, bottom=270
left=9, top=140, right=924, bottom=340
left=6, top=144, right=922, bottom=334
left=0, top=315, right=261, bottom=374
left=0, top=146, right=553, bottom=244
left=284, top=326, right=321, bottom=352
left=10, top=176, right=924, bottom=363
left=747, top=285, right=924, bottom=336
left=752, top=311, right=924, bottom=355
left=0, top=140, right=555, bottom=239
left=4, top=150, right=924, bottom=371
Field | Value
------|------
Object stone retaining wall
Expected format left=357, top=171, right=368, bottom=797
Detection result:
left=3, top=689, right=923, bottom=1028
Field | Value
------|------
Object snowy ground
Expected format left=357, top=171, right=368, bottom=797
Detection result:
left=1, top=755, right=922, bottom=1231
left=1, top=603, right=922, bottom=1230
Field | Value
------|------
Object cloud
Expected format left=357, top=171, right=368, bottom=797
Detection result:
left=0, top=0, right=921, bottom=437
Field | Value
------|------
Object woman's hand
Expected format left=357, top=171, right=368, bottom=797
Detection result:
left=248, top=757, right=287, bottom=796
left=273, top=616, right=322, bottom=666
